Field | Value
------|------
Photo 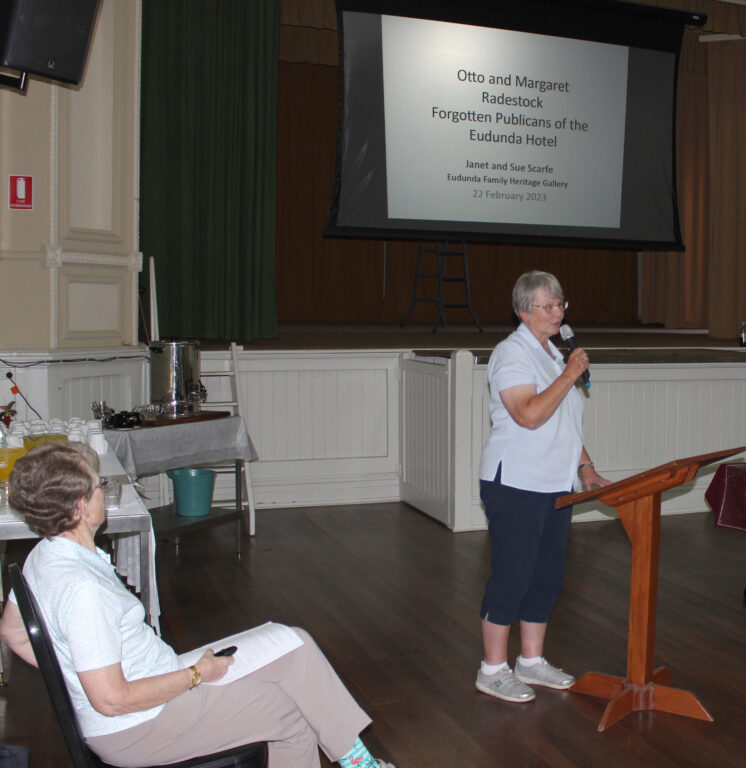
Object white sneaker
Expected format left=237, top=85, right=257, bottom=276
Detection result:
left=475, top=666, right=536, bottom=702
left=514, top=658, right=575, bottom=689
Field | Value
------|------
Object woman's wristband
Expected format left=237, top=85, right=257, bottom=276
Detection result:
left=578, top=461, right=594, bottom=472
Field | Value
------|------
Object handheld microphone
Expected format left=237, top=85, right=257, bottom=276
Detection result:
left=559, top=324, right=590, bottom=388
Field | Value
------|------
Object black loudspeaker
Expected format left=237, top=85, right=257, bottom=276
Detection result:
left=0, top=0, right=101, bottom=85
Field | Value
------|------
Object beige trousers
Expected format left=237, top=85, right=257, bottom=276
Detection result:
left=86, top=629, right=371, bottom=768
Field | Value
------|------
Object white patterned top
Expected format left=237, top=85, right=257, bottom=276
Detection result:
left=11, top=536, right=180, bottom=737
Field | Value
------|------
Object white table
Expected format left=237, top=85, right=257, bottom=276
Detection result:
left=104, top=415, right=257, bottom=478
left=105, top=415, right=258, bottom=547
left=0, top=451, right=160, bottom=631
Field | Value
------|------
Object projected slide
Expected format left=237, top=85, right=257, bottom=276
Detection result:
left=382, top=16, right=628, bottom=228
left=325, top=0, right=694, bottom=248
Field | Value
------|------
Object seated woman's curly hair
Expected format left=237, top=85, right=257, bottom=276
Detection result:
left=9, top=442, right=99, bottom=539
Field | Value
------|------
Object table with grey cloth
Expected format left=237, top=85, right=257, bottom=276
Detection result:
left=104, top=415, right=258, bottom=478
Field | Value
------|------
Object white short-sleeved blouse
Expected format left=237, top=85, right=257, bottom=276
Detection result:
left=12, top=536, right=180, bottom=737
left=478, top=323, right=584, bottom=493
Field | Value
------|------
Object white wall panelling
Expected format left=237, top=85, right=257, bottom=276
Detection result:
left=399, top=354, right=450, bottom=525
left=201, top=350, right=401, bottom=507
left=570, top=362, right=746, bottom=522
left=154, top=349, right=746, bottom=520
left=0, top=347, right=148, bottom=422
left=3, top=346, right=743, bottom=526
left=414, top=353, right=746, bottom=531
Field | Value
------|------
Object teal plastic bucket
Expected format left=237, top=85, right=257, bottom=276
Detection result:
left=167, top=468, right=215, bottom=517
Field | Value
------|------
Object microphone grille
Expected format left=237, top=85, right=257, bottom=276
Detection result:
left=559, top=324, right=573, bottom=341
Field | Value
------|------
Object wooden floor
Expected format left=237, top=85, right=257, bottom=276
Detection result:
left=1, top=505, right=745, bottom=767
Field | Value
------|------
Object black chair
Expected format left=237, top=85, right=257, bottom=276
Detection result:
left=8, top=564, right=267, bottom=768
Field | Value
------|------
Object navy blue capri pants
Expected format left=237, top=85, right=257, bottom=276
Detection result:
left=480, top=465, right=572, bottom=626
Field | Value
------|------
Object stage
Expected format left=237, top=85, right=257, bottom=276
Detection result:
left=210, top=323, right=742, bottom=358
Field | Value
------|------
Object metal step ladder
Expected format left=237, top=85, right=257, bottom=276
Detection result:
left=400, top=240, right=482, bottom=332
left=199, top=342, right=257, bottom=536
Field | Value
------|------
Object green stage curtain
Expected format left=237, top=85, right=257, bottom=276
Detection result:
left=140, top=0, right=279, bottom=340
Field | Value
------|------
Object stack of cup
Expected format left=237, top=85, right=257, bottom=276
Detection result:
left=67, top=428, right=85, bottom=443
left=28, top=419, right=48, bottom=434
left=25, top=420, right=49, bottom=448
left=66, top=417, right=85, bottom=443
left=87, top=418, right=103, bottom=434
left=9, top=422, right=29, bottom=441
left=48, top=418, right=67, bottom=439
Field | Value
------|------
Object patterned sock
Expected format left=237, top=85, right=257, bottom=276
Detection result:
left=338, top=737, right=377, bottom=768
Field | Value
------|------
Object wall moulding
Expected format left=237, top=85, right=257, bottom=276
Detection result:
left=56, top=264, right=131, bottom=347
left=56, top=0, right=137, bottom=255
left=44, top=244, right=142, bottom=271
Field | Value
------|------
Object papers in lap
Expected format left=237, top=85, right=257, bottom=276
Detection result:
left=178, top=622, right=304, bottom=685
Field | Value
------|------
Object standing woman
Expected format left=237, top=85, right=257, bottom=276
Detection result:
left=475, top=270, right=609, bottom=704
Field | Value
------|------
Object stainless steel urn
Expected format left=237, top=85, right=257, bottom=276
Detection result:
left=148, top=340, right=205, bottom=417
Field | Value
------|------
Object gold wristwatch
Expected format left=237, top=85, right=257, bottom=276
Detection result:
left=189, top=665, right=201, bottom=688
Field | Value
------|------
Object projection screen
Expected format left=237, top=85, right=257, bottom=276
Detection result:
left=324, top=0, right=706, bottom=249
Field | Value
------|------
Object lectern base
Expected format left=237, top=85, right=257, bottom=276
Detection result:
left=570, top=667, right=714, bottom=731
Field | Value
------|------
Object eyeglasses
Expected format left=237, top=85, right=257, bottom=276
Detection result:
left=93, top=478, right=109, bottom=492
left=532, top=301, right=568, bottom=314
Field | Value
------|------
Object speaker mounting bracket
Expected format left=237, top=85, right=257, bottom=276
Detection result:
left=0, top=70, right=28, bottom=92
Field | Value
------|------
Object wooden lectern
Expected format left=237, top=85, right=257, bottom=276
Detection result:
left=555, top=446, right=744, bottom=732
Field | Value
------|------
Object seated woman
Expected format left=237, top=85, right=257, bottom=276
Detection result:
left=0, top=443, right=394, bottom=768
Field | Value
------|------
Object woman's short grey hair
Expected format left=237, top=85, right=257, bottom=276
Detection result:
left=8, top=442, right=99, bottom=539
left=512, top=270, right=564, bottom=316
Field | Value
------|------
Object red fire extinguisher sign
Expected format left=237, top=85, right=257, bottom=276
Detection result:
left=9, top=175, right=33, bottom=210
